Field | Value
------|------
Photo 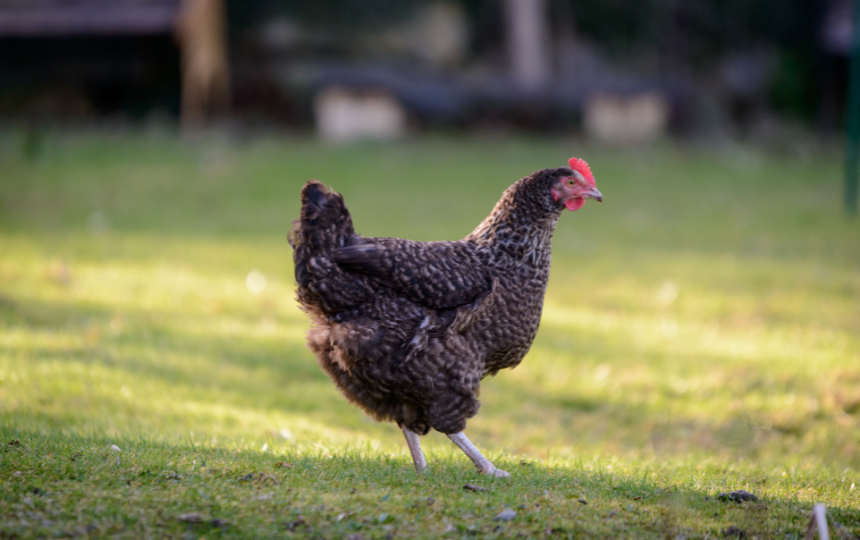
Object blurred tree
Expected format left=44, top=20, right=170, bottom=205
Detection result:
left=561, top=0, right=818, bottom=119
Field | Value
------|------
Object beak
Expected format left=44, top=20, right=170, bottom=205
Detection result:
left=584, top=186, right=603, bottom=203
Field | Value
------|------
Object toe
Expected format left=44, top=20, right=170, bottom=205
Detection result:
left=480, top=466, right=510, bottom=478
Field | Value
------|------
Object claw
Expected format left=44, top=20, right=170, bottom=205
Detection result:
left=448, top=432, right=510, bottom=478
left=481, top=466, right=511, bottom=478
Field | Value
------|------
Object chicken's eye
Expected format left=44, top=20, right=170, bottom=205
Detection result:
left=567, top=178, right=576, bottom=186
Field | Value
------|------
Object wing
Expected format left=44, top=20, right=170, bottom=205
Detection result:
left=331, top=238, right=491, bottom=310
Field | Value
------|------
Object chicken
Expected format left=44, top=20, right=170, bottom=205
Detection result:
left=289, top=157, right=602, bottom=476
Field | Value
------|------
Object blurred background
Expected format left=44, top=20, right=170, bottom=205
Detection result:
left=0, top=0, right=849, bottom=141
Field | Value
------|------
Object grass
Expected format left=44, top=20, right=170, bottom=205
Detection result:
left=0, top=130, right=858, bottom=539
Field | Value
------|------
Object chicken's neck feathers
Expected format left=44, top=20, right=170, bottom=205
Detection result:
left=466, top=178, right=562, bottom=266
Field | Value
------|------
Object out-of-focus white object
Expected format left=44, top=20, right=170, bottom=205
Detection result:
left=315, top=86, right=406, bottom=142
left=656, top=280, right=679, bottom=306
left=246, top=270, right=267, bottom=296
left=805, top=504, right=829, bottom=540
left=110, top=444, right=121, bottom=466
left=584, top=92, right=669, bottom=143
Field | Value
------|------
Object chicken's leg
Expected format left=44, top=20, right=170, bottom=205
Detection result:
left=402, top=427, right=427, bottom=473
left=448, top=432, right=510, bottom=477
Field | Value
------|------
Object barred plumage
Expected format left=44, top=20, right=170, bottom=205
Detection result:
left=290, top=161, right=601, bottom=475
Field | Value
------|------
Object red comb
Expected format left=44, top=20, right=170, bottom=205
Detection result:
left=568, top=157, right=594, bottom=185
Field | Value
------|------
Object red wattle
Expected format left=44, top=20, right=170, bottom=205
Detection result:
left=565, top=198, right=585, bottom=211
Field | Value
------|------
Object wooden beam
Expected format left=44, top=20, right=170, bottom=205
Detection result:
left=0, top=4, right=178, bottom=37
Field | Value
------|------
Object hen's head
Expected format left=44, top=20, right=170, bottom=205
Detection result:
left=548, top=157, right=602, bottom=212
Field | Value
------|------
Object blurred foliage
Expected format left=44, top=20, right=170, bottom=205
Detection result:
left=770, top=51, right=818, bottom=120
left=564, top=0, right=819, bottom=117
left=562, top=0, right=817, bottom=61
left=226, top=0, right=822, bottom=118
left=228, top=0, right=818, bottom=64
left=227, top=0, right=427, bottom=35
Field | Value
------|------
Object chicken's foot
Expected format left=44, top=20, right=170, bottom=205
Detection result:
left=402, top=427, right=427, bottom=473
left=448, top=432, right=510, bottom=477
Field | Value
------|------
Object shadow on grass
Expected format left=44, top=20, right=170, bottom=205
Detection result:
left=2, top=428, right=857, bottom=540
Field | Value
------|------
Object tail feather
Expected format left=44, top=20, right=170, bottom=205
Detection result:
left=296, top=180, right=355, bottom=249
left=299, top=180, right=331, bottom=223
left=293, top=180, right=367, bottom=313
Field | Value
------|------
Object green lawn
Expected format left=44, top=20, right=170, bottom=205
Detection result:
left=0, top=131, right=858, bottom=539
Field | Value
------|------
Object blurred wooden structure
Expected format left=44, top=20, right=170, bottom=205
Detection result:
left=0, top=0, right=230, bottom=129
left=314, top=86, right=407, bottom=142
left=0, top=0, right=177, bottom=36
left=503, top=0, right=550, bottom=91
left=583, top=92, right=669, bottom=143
left=174, top=0, right=230, bottom=132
